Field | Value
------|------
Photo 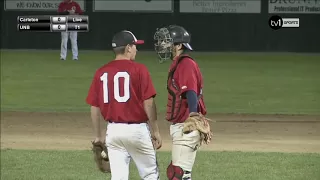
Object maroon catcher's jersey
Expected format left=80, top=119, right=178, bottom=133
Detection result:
left=58, top=0, right=83, bottom=14
left=166, top=55, right=207, bottom=124
left=86, top=60, right=156, bottom=123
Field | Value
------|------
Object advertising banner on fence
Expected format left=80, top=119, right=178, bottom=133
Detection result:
left=180, top=0, right=261, bottom=13
left=4, top=0, right=86, bottom=11
left=269, top=0, right=320, bottom=14
left=93, top=0, right=173, bottom=12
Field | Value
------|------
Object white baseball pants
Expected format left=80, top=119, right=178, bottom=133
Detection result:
left=106, top=122, right=160, bottom=180
left=170, top=123, right=201, bottom=172
left=60, top=32, right=78, bottom=60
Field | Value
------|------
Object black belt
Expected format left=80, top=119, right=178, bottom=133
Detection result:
left=108, top=121, right=145, bottom=124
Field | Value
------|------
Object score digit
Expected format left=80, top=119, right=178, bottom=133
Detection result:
left=51, top=24, right=66, bottom=32
left=67, top=24, right=88, bottom=32
left=51, top=16, right=67, bottom=24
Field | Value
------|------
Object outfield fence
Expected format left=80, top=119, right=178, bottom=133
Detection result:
left=0, top=0, right=319, bottom=52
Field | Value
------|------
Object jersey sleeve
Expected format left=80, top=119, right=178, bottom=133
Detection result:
left=86, top=72, right=99, bottom=107
left=74, top=2, right=83, bottom=14
left=139, top=65, right=157, bottom=100
left=176, top=59, right=199, bottom=94
left=57, top=2, right=65, bottom=12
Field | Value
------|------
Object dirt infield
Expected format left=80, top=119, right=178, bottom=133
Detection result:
left=1, top=112, right=320, bottom=153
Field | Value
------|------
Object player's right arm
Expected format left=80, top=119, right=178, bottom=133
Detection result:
left=57, top=2, right=68, bottom=15
left=140, top=65, right=162, bottom=149
left=86, top=72, right=102, bottom=142
left=73, top=2, right=83, bottom=15
left=144, top=98, right=158, bottom=131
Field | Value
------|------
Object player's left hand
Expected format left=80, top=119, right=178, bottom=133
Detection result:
left=182, top=112, right=214, bottom=145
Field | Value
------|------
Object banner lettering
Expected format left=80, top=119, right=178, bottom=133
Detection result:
left=269, top=0, right=320, bottom=14
left=93, top=0, right=173, bottom=12
left=4, top=0, right=86, bottom=11
left=180, top=0, right=261, bottom=13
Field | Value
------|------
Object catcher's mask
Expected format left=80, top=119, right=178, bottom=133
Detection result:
left=154, top=27, right=173, bottom=63
left=154, top=25, right=193, bottom=63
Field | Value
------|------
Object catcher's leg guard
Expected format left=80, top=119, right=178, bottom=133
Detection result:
left=167, top=162, right=191, bottom=180
left=167, top=162, right=183, bottom=180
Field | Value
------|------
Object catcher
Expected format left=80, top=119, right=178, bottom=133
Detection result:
left=154, top=25, right=213, bottom=180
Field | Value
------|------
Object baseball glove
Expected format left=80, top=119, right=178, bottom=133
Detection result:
left=182, top=112, right=214, bottom=145
left=91, top=141, right=111, bottom=173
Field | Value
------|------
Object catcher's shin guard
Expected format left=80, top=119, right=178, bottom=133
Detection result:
left=167, top=162, right=191, bottom=180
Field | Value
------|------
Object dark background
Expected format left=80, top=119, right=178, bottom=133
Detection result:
left=1, top=1, right=319, bottom=52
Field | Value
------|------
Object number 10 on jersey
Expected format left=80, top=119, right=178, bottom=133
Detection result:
left=100, top=72, right=130, bottom=103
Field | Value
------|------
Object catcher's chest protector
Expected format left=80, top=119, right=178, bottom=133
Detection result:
left=166, top=55, right=194, bottom=121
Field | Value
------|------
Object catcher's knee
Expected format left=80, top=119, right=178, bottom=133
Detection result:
left=167, top=162, right=191, bottom=180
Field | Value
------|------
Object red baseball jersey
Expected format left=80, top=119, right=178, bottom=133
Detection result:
left=58, top=0, right=83, bottom=14
left=86, top=60, right=156, bottom=123
left=166, top=55, right=207, bottom=123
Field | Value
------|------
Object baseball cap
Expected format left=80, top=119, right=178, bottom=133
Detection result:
left=112, top=30, right=144, bottom=48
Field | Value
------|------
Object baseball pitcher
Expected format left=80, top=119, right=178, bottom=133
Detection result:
left=86, top=30, right=162, bottom=180
left=154, top=25, right=213, bottom=180
left=58, top=0, right=83, bottom=60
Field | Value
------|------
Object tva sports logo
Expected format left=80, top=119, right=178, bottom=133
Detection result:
left=269, top=15, right=300, bottom=30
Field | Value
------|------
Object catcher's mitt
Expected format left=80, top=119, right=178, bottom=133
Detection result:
left=182, top=112, right=214, bottom=145
left=91, top=141, right=111, bottom=173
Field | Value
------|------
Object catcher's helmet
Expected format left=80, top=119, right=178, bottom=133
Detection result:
left=167, top=25, right=192, bottom=51
left=154, top=25, right=192, bottom=63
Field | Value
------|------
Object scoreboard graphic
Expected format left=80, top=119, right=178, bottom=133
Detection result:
left=17, top=15, right=89, bottom=32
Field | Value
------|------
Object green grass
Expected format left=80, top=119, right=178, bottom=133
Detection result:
left=1, top=50, right=320, bottom=180
left=1, top=50, right=320, bottom=114
left=1, top=149, right=320, bottom=180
